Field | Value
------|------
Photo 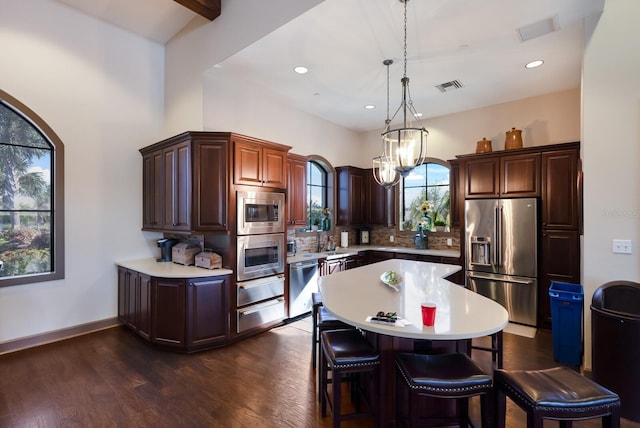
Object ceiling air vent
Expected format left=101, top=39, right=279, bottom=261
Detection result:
left=517, top=16, right=560, bottom=42
left=435, top=80, right=464, bottom=93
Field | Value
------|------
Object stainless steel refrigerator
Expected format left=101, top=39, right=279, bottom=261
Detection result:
left=465, top=198, right=538, bottom=327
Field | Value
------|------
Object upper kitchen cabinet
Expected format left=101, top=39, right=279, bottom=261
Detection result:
left=541, top=145, right=581, bottom=230
left=287, top=153, right=308, bottom=226
left=460, top=151, right=540, bottom=199
left=233, top=135, right=289, bottom=189
left=365, top=168, right=396, bottom=226
left=140, top=132, right=229, bottom=233
left=336, top=166, right=366, bottom=226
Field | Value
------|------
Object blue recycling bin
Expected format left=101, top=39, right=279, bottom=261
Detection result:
left=549, top=281, right=583, bottom=365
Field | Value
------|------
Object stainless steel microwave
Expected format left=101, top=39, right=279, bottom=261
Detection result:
left=236, top=234, right=285, bottom=281
left=237, top=190, right=285, bottom=235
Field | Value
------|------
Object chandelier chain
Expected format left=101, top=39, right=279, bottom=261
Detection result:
left=403, top=0, right=408, bottom=79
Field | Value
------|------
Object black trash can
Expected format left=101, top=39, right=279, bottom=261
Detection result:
left=591, top=280, right=640, bottom=422
left=549, top=281, right=583, bottom=365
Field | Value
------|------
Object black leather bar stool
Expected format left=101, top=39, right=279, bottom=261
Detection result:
left=320, top=328, right=380, bottom=428
left=395, top=352, right=494, bottom=428
left=311, top=292, right=352, bottom=369
left=494, top=366, right=621, bottom=428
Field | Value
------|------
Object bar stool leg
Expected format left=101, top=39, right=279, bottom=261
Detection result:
left=332, top=366, right=342, bottom=428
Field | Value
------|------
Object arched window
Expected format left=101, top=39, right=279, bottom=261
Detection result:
left=306, top=156, right=335, bottom=231
left=400, top=159, right=450, bottom=231
left=0, top=90, right=65, bottom=286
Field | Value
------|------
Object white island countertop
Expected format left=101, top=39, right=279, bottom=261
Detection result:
left=116, top=258, right=233, bottom=278
left=319, top=259, right=508, bottom=341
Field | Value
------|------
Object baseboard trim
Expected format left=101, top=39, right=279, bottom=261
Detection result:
left=0, top=317, right=120, bottom=355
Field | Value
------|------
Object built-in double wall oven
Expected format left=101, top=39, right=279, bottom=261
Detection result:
left=235, top=190, right=286, bottom=334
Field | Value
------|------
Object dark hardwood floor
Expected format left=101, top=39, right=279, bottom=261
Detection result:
left=0, top=318, right=637, bottom=427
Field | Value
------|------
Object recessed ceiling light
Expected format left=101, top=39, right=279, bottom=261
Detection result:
left=414, top=112, right=423, bottom=118
left=364, top=105, right=376, bottom=110
left=525, top=60, right=544, bottom=69
left=294, top=66, right=308, bottom=74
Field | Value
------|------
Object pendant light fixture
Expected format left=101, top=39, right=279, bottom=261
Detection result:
left=382, top=0, right=428, bottom=177
left=373, top=59, right=401, bottom=188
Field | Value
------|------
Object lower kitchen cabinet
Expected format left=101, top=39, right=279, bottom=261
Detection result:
left=118, top=268, right=230, bottom=352
left=539, top=229, right=580, bottom=329
left=117, top=267, right=152, bottom=340
left=319, top=254, right=362, bottom=276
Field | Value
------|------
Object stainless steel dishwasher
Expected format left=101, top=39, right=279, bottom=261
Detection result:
left=288, top=259, right=319, bottom=319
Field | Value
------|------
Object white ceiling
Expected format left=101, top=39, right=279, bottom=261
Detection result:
left=57, top=0, right=604, bottom=133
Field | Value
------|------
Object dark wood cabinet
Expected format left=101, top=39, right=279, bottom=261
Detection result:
left=318, top=254, right=362, bottom=276
left=117, top=267, right=151, bottom=340
left=538, top=143, right=581, bottom=329
left=365, top=169, right=396, bottom=226
left=192, top=138, right=229, bottom=232
left=539, top=229, right=580, bottom=327
left=233, top=136, right=288, bottom=189
left=186, top=277, right=229, bottom=348
left=501, top=153, right=540, bottom=197
left=462, top=152, right=540, bottom=199
left=118, top=267, right=231, bottom=352
left=142, top=141, right=190, bottom=231
left=140, top=132, right=228, bottom=233
left=337, top=166, right=396, bottom=227
left=287, top=153, right=308, bottom=226
left=542, top=148, right=580, bottom=230
left=336, top=166, right=366, bottom=226
left=152, top=277, right=187, bottom=348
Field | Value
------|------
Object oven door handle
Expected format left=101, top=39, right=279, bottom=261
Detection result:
left=239, top=298, right=284, bottom=316
left=238, top=274, right=285, bottom=289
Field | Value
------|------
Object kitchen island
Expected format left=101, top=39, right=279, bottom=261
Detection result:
left=318, top=258, right=508, bottom=426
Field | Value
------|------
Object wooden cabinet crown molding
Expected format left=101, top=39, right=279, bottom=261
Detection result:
left=173, top=0, right=221, bottom=20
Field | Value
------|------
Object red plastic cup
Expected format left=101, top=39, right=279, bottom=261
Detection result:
left=421, top=302, right=437, bottom=326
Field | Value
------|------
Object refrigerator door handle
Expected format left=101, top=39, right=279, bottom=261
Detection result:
left=494, top=206, right=502, bottom=266
left=468, top=272, right=534, bottom=285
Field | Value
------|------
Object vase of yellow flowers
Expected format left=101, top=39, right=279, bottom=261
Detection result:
left=419, top=200, right=433, bottom=232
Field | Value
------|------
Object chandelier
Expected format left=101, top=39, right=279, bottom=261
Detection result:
left=381, top=0, right=428, bottom=178
left=373, top=59, right=401, bottom=188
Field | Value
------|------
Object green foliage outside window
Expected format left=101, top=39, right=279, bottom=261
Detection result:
left=0, top=102, right=53, bottom=278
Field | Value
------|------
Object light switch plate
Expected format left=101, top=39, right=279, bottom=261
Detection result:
left=612, top=239, right=632, bottom=254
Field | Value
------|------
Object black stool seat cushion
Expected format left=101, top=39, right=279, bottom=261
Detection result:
left=396, top=352, right=493, bottom=397
left=321, top=329, right=380, bottom=368
left=318, top=306, right=350, bottom=327
left=495, top=367, right=619, bottom=409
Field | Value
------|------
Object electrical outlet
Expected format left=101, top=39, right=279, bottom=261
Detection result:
left=389, top=235, right=395, bottom=242
left=447, top=238, right=453, bottom=247
left=612, top=239, right=632, bottom=254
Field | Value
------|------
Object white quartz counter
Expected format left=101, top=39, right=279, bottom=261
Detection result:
left=319, top=259, right=508, bottom=340
left=287, top=245, right=460, bottom=264
left=116, top=258, right=233, bottom=278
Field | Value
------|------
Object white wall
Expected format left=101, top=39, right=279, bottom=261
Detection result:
left=581, top=0, right=640, bottom=369
left=362, top=88, right=581, bottom=163
left=165, top=0, right=323, bottom=136
left=0, top=0, right=165, bottom=342
left=202, top=71, right=365, bottom=166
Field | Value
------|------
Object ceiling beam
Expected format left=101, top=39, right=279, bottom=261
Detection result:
left=173, top=0, right=221, bottom=21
